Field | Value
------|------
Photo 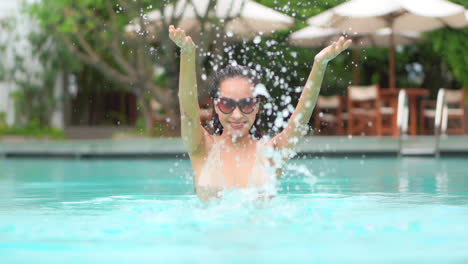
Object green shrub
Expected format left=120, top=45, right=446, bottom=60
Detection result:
left=0, top=112, right=6, bottom=126
left=0, top=121, right=65, bottom=140
left=150, top=121, right=167, bottom=137
left=134, top=116, right=167, bottom=137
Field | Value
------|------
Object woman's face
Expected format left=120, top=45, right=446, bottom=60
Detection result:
left=215, top=77, right=259, bottom=138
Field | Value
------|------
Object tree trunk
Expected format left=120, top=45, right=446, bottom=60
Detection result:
left=166, top=84, right=182, bottom=136
left=164, top=61, right=183, bottom=136
left=352, top=49, right=360, bottom=85
left=62, top=72, right=72, bottom=127
left=138, top=96, right=154, bottom=135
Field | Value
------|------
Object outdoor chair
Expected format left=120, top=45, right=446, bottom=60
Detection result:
left=420, top=89, right=466, bottom=135
left=339, top=96, right=349, bottom=134
left=314, top=95, right=345, bottom=135
left=379, top=89, right=399, bottom=136
left=347, top=85, right=382, bottom=136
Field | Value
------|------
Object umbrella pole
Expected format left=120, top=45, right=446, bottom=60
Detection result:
left=352, top=49, right=360, bottom=85
left=389, top=32, right=396, bottom=89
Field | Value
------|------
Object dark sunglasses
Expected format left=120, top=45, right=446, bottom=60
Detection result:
left=215, top=97, right=259, bottom=114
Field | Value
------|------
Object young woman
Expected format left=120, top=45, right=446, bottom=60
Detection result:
left=169, top=25, right=351, bottom=201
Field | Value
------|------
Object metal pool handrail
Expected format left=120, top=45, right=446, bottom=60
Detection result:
left=397, top=89, right=409, bottom=156
left=435, top=88, right=448, bottom=158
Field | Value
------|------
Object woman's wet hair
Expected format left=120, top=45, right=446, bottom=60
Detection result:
left=209, top=65, right=264, bottom=139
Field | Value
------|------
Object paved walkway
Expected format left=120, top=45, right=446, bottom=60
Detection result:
left=1, top=136, right=468, bottom=158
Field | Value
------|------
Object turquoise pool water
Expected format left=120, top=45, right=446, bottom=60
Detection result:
left=1, top=157, right=467, bottom=263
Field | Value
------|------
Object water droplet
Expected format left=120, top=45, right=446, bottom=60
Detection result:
left=253, top=36, right=261, bottom=45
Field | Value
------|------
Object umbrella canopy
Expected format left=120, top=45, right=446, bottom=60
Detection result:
left=127, top=0, right=294, bottom=39
left=308, top=0, right=467, bottom=34
left=290, top=26, right=422, bottom=48
left=289, top=26, right=423, bottom=85
left=306, top=0, right=468, bottom=89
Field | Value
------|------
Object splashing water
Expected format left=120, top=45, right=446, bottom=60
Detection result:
left=2, top=158, right=468, bottom=263
left=253, top=83, right=270, bottom=98
left=253, top=36, right=262, bottom=45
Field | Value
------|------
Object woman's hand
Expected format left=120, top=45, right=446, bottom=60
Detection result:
left=169, top=25, right=195, bottom=55
left=314, top=36, right=352, bottom=65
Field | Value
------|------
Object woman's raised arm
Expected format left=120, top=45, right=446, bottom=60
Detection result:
left=169, top=25, right=206, bottom=154
left=270, top=36, right=352, bottom=153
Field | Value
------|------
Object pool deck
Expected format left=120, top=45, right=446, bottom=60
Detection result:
left=1, top=136, right=468, bottom=158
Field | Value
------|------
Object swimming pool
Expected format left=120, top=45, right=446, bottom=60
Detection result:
left=1, top=157, right=467, bottom=263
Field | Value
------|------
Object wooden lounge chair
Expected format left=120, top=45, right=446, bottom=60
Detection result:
left=379, top=89, right=398, bottom=136
left=314, top=95, right=344, bottom=135
left=420, top=89, right=466, bottom=135
left=339, top=96, right=349, bottom=135
left=347, top=85, right=382, bottom=136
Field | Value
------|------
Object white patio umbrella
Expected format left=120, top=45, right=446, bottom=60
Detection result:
left=127, top=0, right=294, bottom=39
left=290, top=26, right=423, bottom=85
left=290, top=26, right=422, bottom=48
left=307, top=0, right=468, bottom=89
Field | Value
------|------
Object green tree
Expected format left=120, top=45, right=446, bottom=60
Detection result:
left=28, top=0, right=248, bottom=135
left=29, top=0, right=173, bottom=133
left=429, top=0, right=468, bottom=92
left=0, top=11, right=78, bottom=129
